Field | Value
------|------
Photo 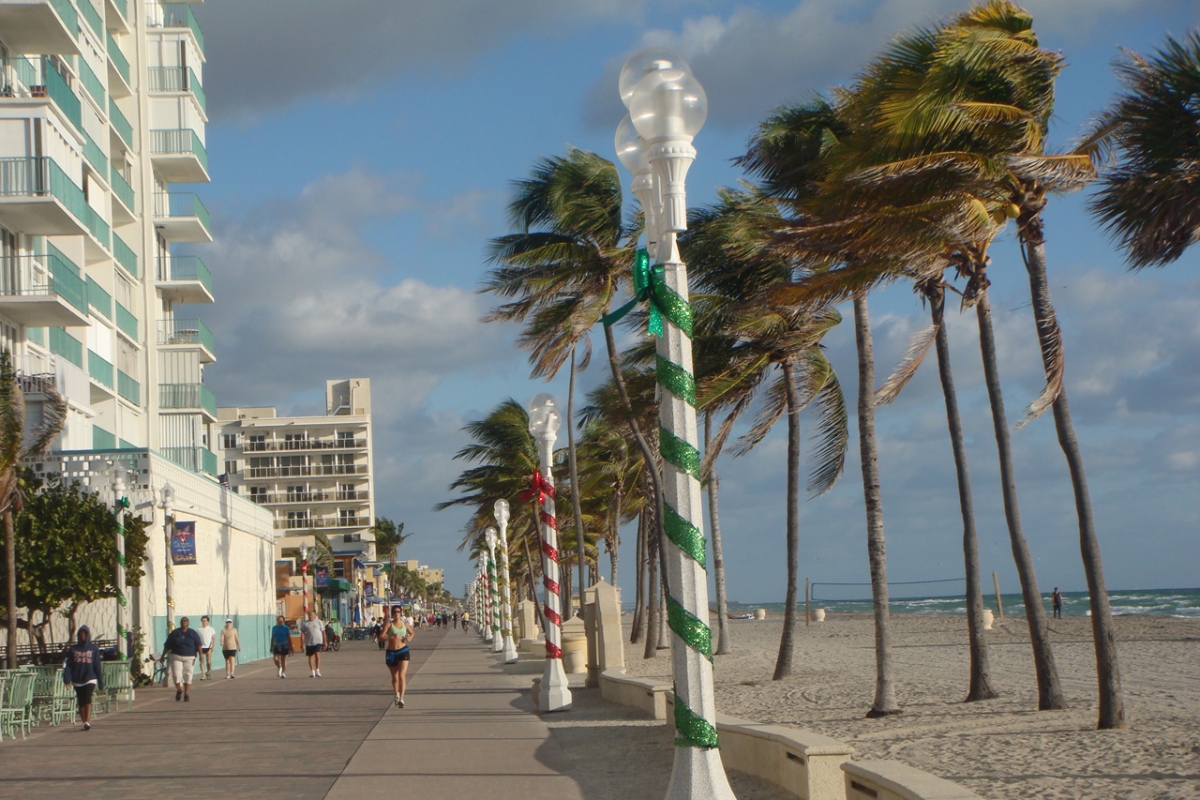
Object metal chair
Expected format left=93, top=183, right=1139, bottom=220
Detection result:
left=100, top=661, right=135, bottom=713
left=29, top=666, right=59, bottom=724
left=0, top=671, right=35, bottom=740
left=49, top=677, right=77, bottom=727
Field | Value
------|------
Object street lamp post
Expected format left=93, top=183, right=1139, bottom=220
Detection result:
left=493, top=499, right=518, bottom=663
left=300, top=543, right=309, bottom=619
left=478, top=553, right=493, bottom=643
left=616, top=50, right=734, bottom=798
left=485, top=527, right=503, bottom=653
left=109, top=462, right=130, bottom=660
left=528, top=393, right=572, bottom=712
left=159, top=483, right=176, bottom=633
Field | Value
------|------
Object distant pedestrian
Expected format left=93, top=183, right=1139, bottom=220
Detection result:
left=197, top=616, right=217, bottom=680
left=220, top=619, right=240, bottom=678
left=381, top=606, right=414, bottom=708
left=371, top=617, right=384, bottom=649
left=164, top=617, right=204, bottom=702
left=270, top=615, right=292, bottom=678
left=461, top=611, right=469, bottom=632
left=64, top=625, right=105, bottom=731
left=1052, top=588, right=1063, bottom=619
left=302, top=611, right=325, bottom=677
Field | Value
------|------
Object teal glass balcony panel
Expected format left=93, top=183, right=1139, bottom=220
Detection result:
left=158, top=255, right=211, bottom=289
left=202, top=447, right=216, bottom=476
left=77, top=57, right=104, bottom=106
left=93, top=425, right=116, bottom=450
left=83, top=203, right=110, bottom=248
left=0, top=254, right=88, bottom=314
left=118, top=438, right=135, bottom=449
left=110, top=0, right=128, bottom=23
left=150, top=128, right=208, bottom=171
left=109, top=98, right=132, bottom=145
left=0, top=157, right=109, bottom=245
left=48, top=253, right=87, bottom=312
left=49, top=327, right=83, bottom=368
left=107, top=33, right=130, bottom=85
left=110, top=167, right=134, bottom=211
left=79, top=0, right=102, bottom=36
left=115, top=301, right=137, bottom=339
left=159, top=317, right=214, bottom=356
left=86, top=276, right=112, bottom=318
left=82, top=130, right=107, bottom=175
left=158, top=3, right=204, bottom=52
left=147, top=66, right=205, bottom=113
left=112, top=232, right=137, bottom=277
left=159, top=383, right=217, bottom=417
left=162, top=446, right=214, bottom=474
left=117, top=369, right=139, bottom=404
left=41, top=58, right=81, bottom=132
left=50, top=0, right=79, bottom=34
left=154, top=192, right=210, bottom=240
left=88, top=349, right=113, bottom=387
left=26, top=327, right=44, bottom=345
left=3, top=56, right=37, bottom=91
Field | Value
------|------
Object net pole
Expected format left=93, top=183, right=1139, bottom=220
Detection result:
left=993, top=571, right=1004, bottom=618
left=805, top=578, right=810, bottom=627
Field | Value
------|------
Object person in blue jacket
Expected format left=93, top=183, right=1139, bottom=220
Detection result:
left=64, top=625, right=105, bottom=731
left=270, top=615, right=292, bottom=678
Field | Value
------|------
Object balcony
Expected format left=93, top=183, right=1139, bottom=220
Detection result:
left=147, top=65, right=205, bottom=116
left=82, top=130, right=107, bottom=179
left=115, top=301, right=137, bottom=340
left=0, top=0, right=80, bottom=56
left=157, top=317, right=215, bottom=363
left=273, top=516, right=364, bottom=532
left=110, top=168, right=135, bottom=221
left=159, top=382, right=217, bottom=420
left=87, top=349, right=113, bottom=390
left=77, top=57, right=103, bottom=107
left=117, top=369, right=139, bottom=405
left=242, top=438, right=368, bottom=453
left=150, top=128, right=209, bottom=183
left=0, top=157, right=110, bottom=248
left=113, top=232, right=138, bottom=278
left=153, top=192, right=211, bottom=242
left=244, top=464, right=369, bottom=479
left=248, top=490, right=370, bottom=505
left=0, top=254, right=89, bottom=326
left=155, top=255, right=213, bottom=304
left=78, top=0, right=101, bottom=37
left=106, top=0, right=129, bottom=32
left=147, top=3, right=205, bottom=53
left=106, top=33, right=131, bottom=97
left=93, top=425, right=116, bottom=450
left=162, top=445, right=218, bottom=476
left=86, top=275, right=111, bottom=319
left=109, top=98, right=132, bottom=147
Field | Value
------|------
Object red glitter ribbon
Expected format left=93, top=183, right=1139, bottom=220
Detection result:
left=544, top=605, right=562, bottom=626
left=543, top=576, right=559, bottom=594
left=541, top=540, right=558, bottom=561
left=521, top=471, right=555, bottom=504
left=545, top=641, right=563, bottom=658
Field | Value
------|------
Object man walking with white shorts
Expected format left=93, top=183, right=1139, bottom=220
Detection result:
left=301, top=611, right=325, bottom=678
left=164, top=617, right=204, bottom=702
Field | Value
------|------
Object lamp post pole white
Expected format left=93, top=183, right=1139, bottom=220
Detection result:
left=478, top=553, right=493, bottom=643
left=493, top=500, right=519, bottom=663
left=616, top=49, right=735, bottom=798
left=528, top=393, right=572, bottom=712
left=109, top=462, right=129, bottom=660
left=300, top=542, right=310, bottom=619
left=160, top=483, right=176, bottom=633
left=485, top=527, right=503, bottom=653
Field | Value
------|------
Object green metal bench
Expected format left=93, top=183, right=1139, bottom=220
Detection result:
left=49, top=676, right=77, bottom=727
left=0, top=671, right=36, bottom=740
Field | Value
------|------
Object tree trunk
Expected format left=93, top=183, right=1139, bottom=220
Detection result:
left=609, top=485, right=622, bottom=586
left=631, top=508, right=646, bottom=644
left=855, top=293, right=900, bottom=717
left=521, top=528, right=546, bottom=634
left=929, top=288, right=998, bottom=702
left=566, top=347, right=589, bottom=605
left=974, top=289, right=1067, bottom=710
left=1020, top=221, right=1123, bottom=728
left=643, top=525, right=659, bottom=660
left=773, top=359, right=803, bottom=680
left=705, top=413, right=732, bottom=655
left=4, top=509, right=16, bottom=669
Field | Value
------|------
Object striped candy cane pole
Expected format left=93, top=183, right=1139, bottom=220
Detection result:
left=529, top=453, right=572, bottom=711
left=478, top=554, right=493, bottom=642
left=488, top=551, right=502, bottom=652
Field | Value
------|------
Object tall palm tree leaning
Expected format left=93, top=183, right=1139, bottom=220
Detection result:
left=1, top=351, right=67, bottom=667
left=371, top=517, right=409, bottom=596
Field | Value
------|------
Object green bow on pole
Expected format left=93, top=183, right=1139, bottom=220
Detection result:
left=602, top=249, right=693, bottom=339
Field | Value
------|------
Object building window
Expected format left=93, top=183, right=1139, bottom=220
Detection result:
left=224, top=460, right=237, bottom=475
left=222, top=434, right=238, bottom=450
left=286, top=485, right=307, bottom=502
left=338, top=483, right=355, bottom=500
left=339, top=509, right=357, bottom=526
left=246, top=434, right=265, bottom=452
left=333, top=561, right=345, bottom=578
left=249, top=486, right=267, bottom=503
left=337, top=430, right=355, bottom=447
left=286, top=510, right=311, bottom=528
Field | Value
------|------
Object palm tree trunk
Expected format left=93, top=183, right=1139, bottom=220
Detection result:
left=5, top=509, right=16, bottom=669
left=521, top=528, right=546, bottom=634
left=643, top=523, right=659, bottom=660
left=855, top=293, right=900, bottom=717
left=1020, top=224, right=1123, bottom=728
left=929, top=288, right=997, bottom=702
left=631, top=508, right=646, bottom=644
left=705, top=413, right=732, bottom=655
left=773, top=359, right=803, bottom=680
left=566, top=347, right=589, bottom=605
left=609, top=486, right=622, bottom=586
left=974, top=289, right=1066, bottom=710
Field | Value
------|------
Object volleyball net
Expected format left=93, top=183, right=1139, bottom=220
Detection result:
left=810, top=578, right=966, bottom=603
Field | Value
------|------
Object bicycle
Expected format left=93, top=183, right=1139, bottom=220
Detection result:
left=150, top=653, right=168, bottom=686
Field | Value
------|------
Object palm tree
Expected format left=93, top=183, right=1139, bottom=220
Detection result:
left=2, top=351, right=66, bottom=668
left=1087, top=31, right=1200, bottom=269
left=372, top=517, right=410, bottom=594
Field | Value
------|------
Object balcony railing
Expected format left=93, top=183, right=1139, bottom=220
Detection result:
left=86, top=276, right=111, bottom=318
left=151, top=128, right=208, bottom=169
left=113, top=232, right=137, bottom=277
left=109, top=98, right=132, bottom=145
left=79, top=0, right=102, bottom=36
left=110, top=167, right=135, bottom=212
left=115, top=301, right=137, bottom=339
left=243, top=438, right=368, bottom=452
left=247, top=491, right=369, bottom=505
left=163, top=446, right=217, bottom=476
left=88, top=349, right=113, bottom=388
left=0, top=254, right=88, bottom=313
left=156, top=255, right=211, bottom=290
left=157, top=317, right=214, bottom=354
left=82, top=130, right=107, bottom=175
left=49, top=326, right=83, bottom=368
left=40, top=57, right=81, bottom=132
left=153, top=191, right=210, bottom=233
left=117, top=369, right=139, bottom=404
left=244, top=464, right=369, bottom=479
left=147, top=65, right=205, bottom=113
left=159, top=382, right=217, bottom=417
left=148, top=3, right=205, bottom=52
left=274, top=516, right=362, bottom=531
left=93, top=425, right=116, bottom=450
left=50, top=0, right=80, bottom=33
left=0, top=157, right=110, bottom=245
left=107, top=33, right=130, bottom=85
left=77, top=57, right=103, bottom=105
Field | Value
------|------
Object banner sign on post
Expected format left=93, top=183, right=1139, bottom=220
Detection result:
left=171, top=521, right=197, bottom=565
left=315, top=566, right=329, bottom=588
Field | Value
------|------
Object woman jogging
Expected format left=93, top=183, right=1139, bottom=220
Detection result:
left=270, top=615, right=292, bottom=678
left=382, top=606, right=415, bottom=708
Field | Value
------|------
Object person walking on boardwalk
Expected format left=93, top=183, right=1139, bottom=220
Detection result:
left=197, top=616, right=217, bottom=680
left=64, top=625, right=104, bottom=731
left=382, top=606, right=414, bottom=707
left=270, top=615, right=292, bottom=678
left=302, top=610, right=325, bottom=677
left=461, top=610, right=469, bottom=632
left=220, top=618, right=240, bottom=678
left=1052, top=588, right=1063, bottom=619
left=164, top=617, right=204, bottom=702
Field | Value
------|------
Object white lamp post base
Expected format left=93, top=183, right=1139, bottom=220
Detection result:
left=491, top=633, right=504, bottom=653
left=539, top=658, right=572, bottom=712
left=483, top=628, right=494, bottom=643
left=502, top=634, right=519, bottom=664
left=667, top=748, right=738, bottom=800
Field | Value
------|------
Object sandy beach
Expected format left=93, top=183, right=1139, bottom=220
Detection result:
left=620, top=612, right=1200, bottom=799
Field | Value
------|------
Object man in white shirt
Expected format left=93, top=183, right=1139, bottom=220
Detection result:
left=301, top=611, right=325, bottom=678
left=197, top=616, right=217, bottom=680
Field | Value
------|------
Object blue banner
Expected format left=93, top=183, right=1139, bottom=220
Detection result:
left=170, top=521, right=197, bottom=565
left=315, top=565, right=329, bottom=588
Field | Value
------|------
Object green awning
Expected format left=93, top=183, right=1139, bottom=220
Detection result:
left=318, top=578, right=355, bottom=593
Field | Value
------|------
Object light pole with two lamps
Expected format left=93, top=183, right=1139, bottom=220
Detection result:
left=615, top=49, right=734, bottom=797
left=484, top=527, right=502, bottom=653
left=300, top=542, right=309, bottom=618
left=477, top=552, right=492, bottom=642
left=492, top=499, right=519, bottom=663
left=159, top=483, right=177, bottom=633
left=108, top=461, right=131, bottom=660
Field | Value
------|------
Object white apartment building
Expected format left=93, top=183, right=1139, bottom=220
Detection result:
left=2, top=1, right=277, bottom=663
left=218, top=378, right=378, bottom=562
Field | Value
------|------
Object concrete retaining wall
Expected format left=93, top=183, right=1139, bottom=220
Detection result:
left=843, top=760, right=984, bottom=800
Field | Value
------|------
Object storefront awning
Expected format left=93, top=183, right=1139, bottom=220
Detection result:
left=318, top=578, right=355, bottom=593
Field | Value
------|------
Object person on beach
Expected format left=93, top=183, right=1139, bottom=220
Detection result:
left=270, top=615, right=292, bottom=678
left=164, top=617, right=204, bottom=702
left=302, top=610, right=325, bottom=677
left=220, top=618, right=240, bottom=678
left=382, top=606, right=414, bottom=708
left=64, top=625, right=104, bottom=731
left=1052, top=588, right=1063, bottom=619
left=197, top=615, right=217, bottom=680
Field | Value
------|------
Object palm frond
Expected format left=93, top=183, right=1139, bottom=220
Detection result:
left=875, top=323, right=938, bottom=406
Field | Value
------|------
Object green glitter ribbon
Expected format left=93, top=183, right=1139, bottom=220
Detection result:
left=657, top=355, right=696, bottom=406
left=602, top=250, right=695, bottom=340
left=667, top=595, right=711, bottom=663
left=660, top=426, right=701, bottom=481
left=664, top=503, right=706, bottom=569
left=674, top=692, right=720, bottom=749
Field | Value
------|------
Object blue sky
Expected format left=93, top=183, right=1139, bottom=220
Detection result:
left=192, top=0, right=1199, bottom=603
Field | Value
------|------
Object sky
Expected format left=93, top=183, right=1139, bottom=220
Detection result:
left=190, top=0, right=1200, bottom=604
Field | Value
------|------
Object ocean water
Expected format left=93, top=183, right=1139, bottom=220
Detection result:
left=722, top=587, right=1200, bottom=618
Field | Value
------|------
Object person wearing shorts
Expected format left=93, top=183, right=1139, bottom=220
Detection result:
left=301, top=611, right=325, bottom=678
left=164, top=617, right=203, bottom=702
left=382, top=606, right=414, bottom=707
left=197, top=616, right=217, bottom=680
left=64, top=625, right=105, bottom=731
left=220, top=619, right=240, bottom=678
left=270, top=616, right=292, bottom=678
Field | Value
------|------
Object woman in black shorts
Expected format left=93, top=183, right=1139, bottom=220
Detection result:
left=382, top=607, right=414, bottom=707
